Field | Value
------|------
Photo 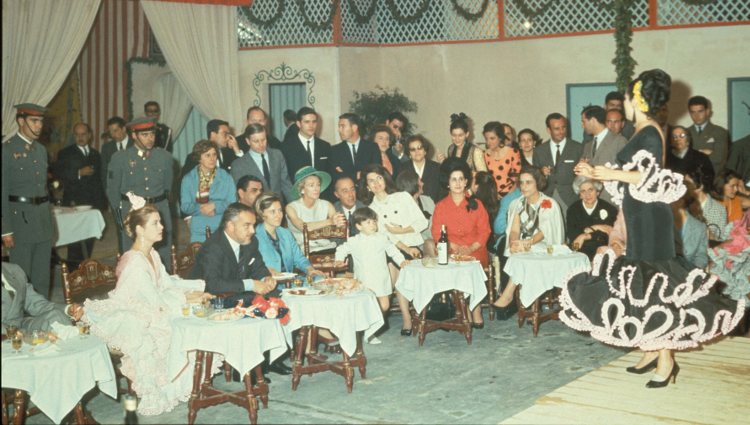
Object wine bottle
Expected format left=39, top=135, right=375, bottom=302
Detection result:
left=437, top=224, right=449, bottom=265
left=124, top=394, right=138, bottom=425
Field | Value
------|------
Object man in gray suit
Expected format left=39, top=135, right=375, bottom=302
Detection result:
left=231, top=123, right=294, bottom=202
left=533, top=113, right=583, bottom=215
left=580, top=106, right=628, bottom=203
left=332, top=177, right=363, bottom=237
left=1, top=103, right=54, bottom=297
left=100, top=116, right=132, bottom=191
left=687, top=96, right=730, bottom=175
left=106, top=117, right=174, bottom=266
left=2, top=262, right=83, bottom=334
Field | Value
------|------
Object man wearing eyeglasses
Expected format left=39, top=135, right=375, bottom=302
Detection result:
left=144, top=101, right=173, bottom=153
left=402, top=134, right=441, bottom=202
left=666, top=125, right=715, bottom=187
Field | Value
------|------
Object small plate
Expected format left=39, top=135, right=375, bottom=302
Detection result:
left=282, top=288, right=322, bottom=296
left=208, top=311, right=243, bottom=321
left=272, top=272, right=297, bottom=280
left=74, top=205, right=93, bottom=211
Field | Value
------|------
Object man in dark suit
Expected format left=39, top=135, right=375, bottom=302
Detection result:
left=190, top=203, right=290, bottom=376
left=180, top=119, right=242, bottom=178
left=282, top=109, right=299, bottom=143
left=54, top=123, right=107, bottom=266
left=666, top=126, right=715, bottom=186
left=281, top=107, right=331, bottom=180
left=386, top=111, right=410, bottom=163
left=580, top=106, right=628, bottom=203
left=246, top=106, right=282, bottom=151
left=727, top=134, right=750, bottom=183
left=230, top=123, right=294, bottom=202
left=328, top=113, right=381, bottom=183
left=100, top=116, right=132, bottom=191
left=332, top=177, right=363, bottom=237
left=603, top=91, right=635, bottom=140
left=533, top=113, right=583, bottom=215
left=144, top=101, right=173, bottom=152
left=401, top=135, right=441, bottom=202
left=687, top=96, right=730, bottom=175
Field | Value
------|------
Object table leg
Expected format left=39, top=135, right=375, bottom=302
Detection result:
left=531, top=298, right=541, bottom=337
left=203, top=352, right=214, bottom=389
left=187, top=350, right=205, bottom=425
left=73, top=402, right=86, bottom=425
left=253, top=366, right=269, bottom=408
left=12, top=390, right=25, bottom=425
left=355, top=331, right=366, bottom=379
left=292, top=327, right=309, bottom=391
left=242, top=372, right=260, bottom=424
left=515, top=286, right=526, bottom=328
left=453, top=290, right=472, bottom=345
left=418, top=309, right=428, bottom=346
left=2, top=390, right=8, bottom=425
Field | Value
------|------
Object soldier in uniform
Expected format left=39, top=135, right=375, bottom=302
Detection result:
left=106, top=117, right=174, bottom=269
left=1, top=103, right=54, bottom=297
left=144, top=101, right=173, bottom=153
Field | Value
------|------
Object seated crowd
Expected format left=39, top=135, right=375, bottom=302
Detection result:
left=2, top=92, right=749, bottom=415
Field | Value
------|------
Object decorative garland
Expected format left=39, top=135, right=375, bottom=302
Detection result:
left=679, top=0, right=719, bottom=5
left=347, top=0, right=377, bottom=24
left=510, top=0, right=559, bottom=20
left=125, top=57, right=166, bottom=120
left=450, top=0, right=490, bottom=22
left=385, top=0, right=431, bottom=25
left=239, top=0, right=285, bottom=27
left=611, top=0, right=637, bottom=93
left=295, top=0, right=339, bottom=31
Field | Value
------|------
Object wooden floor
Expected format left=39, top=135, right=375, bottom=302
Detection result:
left=501, top=336, right=750, bottom=425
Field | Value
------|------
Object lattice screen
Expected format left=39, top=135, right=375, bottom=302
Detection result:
left=657, top=0, right=750, bottom=26
left=237, top=0, right=334, bottom=48
left=504, top=0, right=649, bottom=38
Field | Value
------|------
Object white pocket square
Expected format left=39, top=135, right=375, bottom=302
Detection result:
left=564, top=159, right=574, bottom=163
left=706, top=138, right=715, bottom=143
left=320, top=156, right=328, bottom=160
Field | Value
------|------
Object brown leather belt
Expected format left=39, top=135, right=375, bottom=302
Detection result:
left=8, top=195, right=49, bottom=205
left=121, top=193, right=167, bottom=203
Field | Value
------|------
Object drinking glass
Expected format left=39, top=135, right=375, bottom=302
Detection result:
left=11, top=333, right=22, bottom=354
left=181, top=304, right=190, bottom=316
left=77, top=322, right=90, bottom=338
left=5, top=325, right=18, bottom=339
left=31, top=330, right=45, bottom=345
left=546, top=245, right=555, bottom=255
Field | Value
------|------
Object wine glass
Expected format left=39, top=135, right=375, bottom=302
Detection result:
left=11, top=332, right=23, bottom=354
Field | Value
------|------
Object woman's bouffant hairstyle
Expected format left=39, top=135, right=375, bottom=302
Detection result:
left=627, top=69, right=671, bottom=118
left=520, top=166, right=548, bottom=192
left=370, top=125, right=395, bottom=146
left=440, top=158, right=480, bottom=212
left=482, top=121, right=507, bottom=147
left=123, top=204, right=160, bottom=238
left=254, top=192, right=283, bottom=224
left=357, top=164, right=397, bottom=205
left=518, top=128, right=541, bottom=146
left=712, top=170, right=741, bottom=199
left=449, top=112, right=470, bottom=133
left=395, top=168, right=420, bottom=196
left=191, top=139, right=219, bottom=162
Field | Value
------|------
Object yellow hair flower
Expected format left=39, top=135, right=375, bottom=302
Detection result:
left=633, top=81, right=649, bottom=114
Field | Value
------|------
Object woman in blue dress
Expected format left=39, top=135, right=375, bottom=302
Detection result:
left=564, top=69, right=744, bottom=388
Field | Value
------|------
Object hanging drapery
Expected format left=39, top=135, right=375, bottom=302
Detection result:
left=155, top=72, right=193, bottom=151
left=1, top=0, right=101, bottom=140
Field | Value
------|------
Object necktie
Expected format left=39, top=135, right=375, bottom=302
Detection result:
left=697, top=125, right=703, bottom=134
left=307, top=140, right=313, bottom=167
left=351, top=143, right=357, bottom=164
left=555, top=143, right=561, bottom=167
left=591, top=136, right=598, bottom=157
left=348, top=210, right=355, bottom=235
left=261, top=153, right=271, bottom=189
left=118, top=142, right=124, bottom=151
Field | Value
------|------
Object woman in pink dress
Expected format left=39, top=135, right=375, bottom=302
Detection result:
left=482, top=121, right=521, bottom=197
left=83, top=194, right=212, bottom=415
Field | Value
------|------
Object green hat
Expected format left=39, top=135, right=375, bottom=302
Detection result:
left=127, top=117, right=157, bottom=132
left=292, top=166, right=331, bottom=199
left=14, top=103, right=47, bottom=116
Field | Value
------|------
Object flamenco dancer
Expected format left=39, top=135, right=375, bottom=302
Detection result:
left=563, top=69, right=745, bottom=388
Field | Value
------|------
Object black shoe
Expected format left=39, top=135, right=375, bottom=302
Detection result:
left=267, top=360, right=292, bottom=375
left=494, top=303, right=518, bottom=321
left=646, top=362, right=679, bottom=388
left=626, top=357, right=658, bottom=374
left=400, top=328, right=412, bottom=336
left=471, top=322, right=484, bottom=329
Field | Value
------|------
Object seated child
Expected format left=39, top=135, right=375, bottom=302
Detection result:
left=335, top=207, right=408, bottom=343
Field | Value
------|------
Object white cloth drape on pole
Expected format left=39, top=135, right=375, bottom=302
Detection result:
left=155, top=72, right=192, bottom=150
left=1, top=0, right=101, bottom=140
left=141, top=0, right=244, bottom=136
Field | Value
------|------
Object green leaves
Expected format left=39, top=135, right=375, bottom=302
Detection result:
left=349, top=86, right=418, bottom=136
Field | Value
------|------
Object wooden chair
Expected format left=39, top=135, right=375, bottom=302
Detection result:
left=514, top=286, right=561, bottom=337
left=302, top=223, right=349, bottom=277
left=170, top=225, right=210, bottom=279
left=61, top=260, right=134, bottom=397
left=478, top=255, right=498, bottom=321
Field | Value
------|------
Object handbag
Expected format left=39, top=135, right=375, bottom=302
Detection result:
left=425, top=290, right=456, bottom=321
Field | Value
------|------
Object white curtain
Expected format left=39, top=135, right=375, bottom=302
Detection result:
left=141, top=0, right=243, bottom=135
left=156, top=72, right=192, bottom=149
left=1, top=0, right=101, bottom=140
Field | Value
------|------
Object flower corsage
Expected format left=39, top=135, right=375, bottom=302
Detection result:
left=233, top=296, right=290, bottom=325
left=540, top=199, right=552, bottom=209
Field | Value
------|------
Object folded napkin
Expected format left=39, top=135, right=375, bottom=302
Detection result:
left=170, top=278, right=205, bottom=291
left=51, top=322, right=79, bottom=341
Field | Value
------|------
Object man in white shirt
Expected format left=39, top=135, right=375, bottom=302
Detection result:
left=533, top=113, right=583, bottom=214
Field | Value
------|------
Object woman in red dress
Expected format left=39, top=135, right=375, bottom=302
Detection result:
left=431, top=158, right=491, bottom=328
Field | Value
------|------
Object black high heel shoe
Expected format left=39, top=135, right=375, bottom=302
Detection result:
left=400, top=328, right=412, bottom=336
left=646, top=362, right=680, bottom=388
left=625, top=357, right=658, bottom=374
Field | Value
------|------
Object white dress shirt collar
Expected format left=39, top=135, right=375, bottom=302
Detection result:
left=224, top=232, right=242, bottom=261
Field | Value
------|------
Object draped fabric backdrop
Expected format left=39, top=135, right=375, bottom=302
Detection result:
left=78, top=0, right=151, bottom=148
left=141, top=0, right=244, bottom=135
left=155, top=72, right=193, bottom=152
left=1, top=0, right=101, bottom=141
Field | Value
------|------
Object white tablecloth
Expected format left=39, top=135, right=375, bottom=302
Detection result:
left=52, top=207, right=106, bottom=247
left=0, top=335, right=117, bottom=424
left=168, top=316, right=287, bottom=379
left=504, top=250, right=591, bottom=308
left=282, top=290, right=384, bottom=356
left=395, top=261, right=488, bottom=312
